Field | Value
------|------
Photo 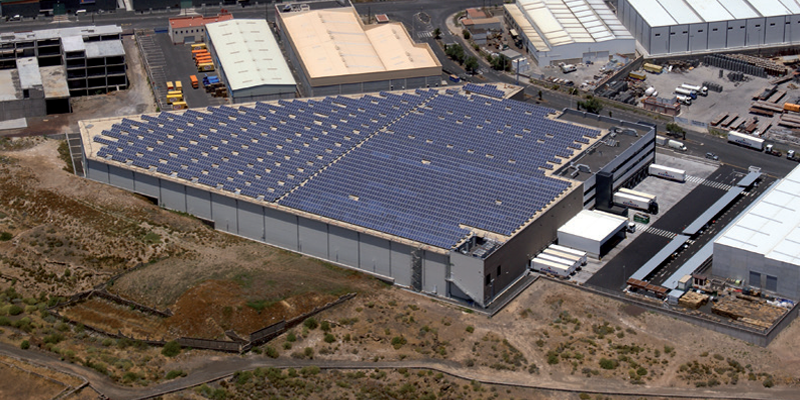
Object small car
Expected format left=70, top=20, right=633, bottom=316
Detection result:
left=705, top=152, right=719, bottom=160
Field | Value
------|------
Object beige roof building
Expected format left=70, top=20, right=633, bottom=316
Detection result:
left=278, top=7, right=441, bottom=91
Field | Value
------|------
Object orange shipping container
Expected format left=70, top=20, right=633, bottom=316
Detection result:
left=190, top=75, right=198, bottom=89
left=784, top=102, right=800, bottom=113
left=195, top=58, right=212, bottom=66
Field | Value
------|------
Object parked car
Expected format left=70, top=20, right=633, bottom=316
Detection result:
left=705, top=152, right=719, bottom=160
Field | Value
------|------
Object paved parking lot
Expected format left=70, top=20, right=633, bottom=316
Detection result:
left=571, top=152, right=719, bottom=286
left=137, top=31, right=228, bottom=111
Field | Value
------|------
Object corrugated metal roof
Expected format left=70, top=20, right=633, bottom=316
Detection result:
left=205, top=19, right=296, bottom=91
left=514, top=0, right=632, bottom=48
left=682, top=187, right=745, bottom=236
left=626, top=0, right=800, bottom=26
left=663, top=244, right=712, bottom=290
left=630, top=234, right=690, bottom=281
left=715, top=166, right=800, bottom=265
left=503, top=4, right=550, bottom=51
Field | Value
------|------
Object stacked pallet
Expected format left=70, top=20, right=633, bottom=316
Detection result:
left=721, top=113, right=739, bottom=127
left=712, top=296, right=786, bottom=326
left=751, top=100, right=784, bottom=113
left=678, top=291, right=709, bottom=309
left=767, top=90, right=786, bottom=103
left=710, top=112, right=728, bottom=127
left=779, top=113, right=800, bottom=128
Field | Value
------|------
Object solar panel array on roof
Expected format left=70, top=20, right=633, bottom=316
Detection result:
left=463, top=83, right=506, bottom=99
left=93, top=87, right=600, bottom=249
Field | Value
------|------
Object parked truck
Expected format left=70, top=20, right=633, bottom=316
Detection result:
left=643, top=63, right=663, bottom=74
left=675, top=94, right=692, bottom=105
left=531, top=257, right=574, bottom=278
left=655, top=135, right=668, bottom=146
left=681, top=83, right=708, bottom=96
left=765, top=144, right=783, bottom=157
left=649, top=164, right=686, bottom=182
left=788, top=150, right=800, bottom=162
left=674, top=87, right=697, bottom=99
left=668, top=139, right=687, bottom=151
left=727, top=130, right=764, bottom=151
left=618, top=188, right=657, bottom=203
left=613, top=192, right=657, bottom=213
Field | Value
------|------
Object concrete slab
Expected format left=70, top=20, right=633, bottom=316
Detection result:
left=0, top=118, right=28, bottom=130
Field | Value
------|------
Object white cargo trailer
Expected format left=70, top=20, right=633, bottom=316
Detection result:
left=618, top=188, right=657, bottom=203
left=548, top=245, right=588, bottom=265
left=613, top=192, right=654, bottom=211
left=655, top=135, right=668, bottom=146
left=727, top=131, right=765, bottom=151
left=649, top=164, right=686, bottom=182
left=531, top=258, right=572, bottom=278
left=543, top=249, right=583, bottom=267
left=536, top=253, right=578, bottom=269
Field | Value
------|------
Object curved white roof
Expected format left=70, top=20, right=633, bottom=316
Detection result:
left=206, top=19, right=296, bottom=91
left=514, top=0, right=633, bottom=48
left=716, top=166, right=800, bottom=266
left=628, top=0, right=800, bottom=27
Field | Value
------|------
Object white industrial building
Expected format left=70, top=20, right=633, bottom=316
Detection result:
left=276, top=3, right=441, bottom=97
left=617, top=0, right=800, bottom=56
left=503, top=0, right=636, bottom=65
left=205, top=19, right=297, bottom=103
left=713, top=165, right=800, bottom=299
left=557, top=209, right=628, bottom=258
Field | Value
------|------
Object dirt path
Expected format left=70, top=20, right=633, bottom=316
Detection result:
left=0, top=342, right=796, bottom=400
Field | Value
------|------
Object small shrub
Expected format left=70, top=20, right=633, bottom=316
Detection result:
left=161, top=340, right=181, bottom=357
left=7, top=305, right=23, bottom=316
left=304, top=347, right=314, bottom=358
left=320, top=320, right=330, bottom=332
left=0, top=317, right=10, bottom=326
left=303, top=317, right=318, bottom=330
left=166, top=370, right=185, bottom=380
left=324, top=333, right=335, bottom=343
left=265, top=346, right=279, bottom=358
left=763, top=378, right=774, bottom=388
left=300, top=365, right=320, bottom=376
left=0, top=232, right=12, bottom=241
left=20, top=340, right=29, bottom=350
left=664, top=345, right=674, bottom=354
left=466, top=326, right=474, bottom=333
left=283, top=342, right=292, bottom=350
left=599, top=358, right=618, bottom=370
left=579, top=394, right=591, bottom=400
left=391, top=336, right=407, bottom=350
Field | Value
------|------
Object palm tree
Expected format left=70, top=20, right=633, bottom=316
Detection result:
left=433, top=28, right=441, bottom=39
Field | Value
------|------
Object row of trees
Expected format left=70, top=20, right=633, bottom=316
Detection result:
left=445, top=43, right=511, bottom=74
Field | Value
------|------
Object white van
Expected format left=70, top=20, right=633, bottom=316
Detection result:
left=76, top=9, right=87, bottom=16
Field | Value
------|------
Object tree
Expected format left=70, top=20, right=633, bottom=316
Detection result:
left=445, top=44, right=466, bottom=65
left=666, top=122, right=686, bottom=140
left=433, top=28, right=441, bottom=39
left=490, top=54, right=511, bottom=71
left=462, top=29, right=471, bottom=40
left=464, top=56, right=479, bottom=75
left=537, top=90, right=543, bottom=101
left=577, top=96, right=603, bottom=114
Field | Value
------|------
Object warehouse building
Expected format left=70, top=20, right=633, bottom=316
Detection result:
left=168, top=13, right=233, bottom=45
left=205, top=19, right=296, bottom=103
left=713, top=165, right=800, bottom=299
left=503, top=0, right=635, bottom=65
left=276, top=4, right=441, bottom=97
left=617, top=0, right=800, bottom=56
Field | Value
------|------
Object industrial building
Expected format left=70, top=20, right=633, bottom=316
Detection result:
left=79, top=85, right=655, bottom=308
left=0, top=57, right=70, bottom=121
left=276, top=3, right=442, bottom=97
left=617, top=0, right=800, bottom=56
left=0, top=0, right=116, bottom=19
left=168, top=13, right=233, bottom=45
left=713, top=165, right=800, bottom=299
left=205, top=19, right=297, bottom=103
left=0, top=25, right=124, bottom=120
left=503, top=0, right=636, bottom=66
left=557, top=210, right=629, bottom=258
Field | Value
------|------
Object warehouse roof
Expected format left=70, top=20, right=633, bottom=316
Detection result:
left=558, top=209, right=628, bottom=242
left=626, top=0, right=800, bottom=26
left=279, top=8, right=439, bottom=79
left=205, top=19, right=296, bottom=91
left=716, top=166, right=800, bottom=265
left=83, top=86, right=603, bottom=250
left=509, top=0, right=633, bottom=50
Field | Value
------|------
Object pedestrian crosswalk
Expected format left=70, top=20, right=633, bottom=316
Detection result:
left=416, top=31, right=433, bottom=38
left=645, top=227, right=677, bottom=239
left=686, top=175, right=732, bottom=191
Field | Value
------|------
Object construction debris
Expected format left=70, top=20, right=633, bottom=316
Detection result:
left=678, top=291, right=709, bottom=309
left=711, top=294, right=787, bottom=329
